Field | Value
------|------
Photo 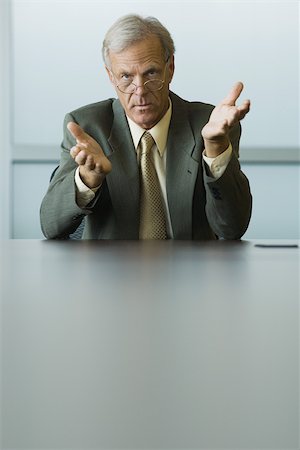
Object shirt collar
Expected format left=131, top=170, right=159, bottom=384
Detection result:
left=126, top=98, right=172, bottom=157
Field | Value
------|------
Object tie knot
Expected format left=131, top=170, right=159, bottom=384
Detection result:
left=140, top=131, right=155, bottom=154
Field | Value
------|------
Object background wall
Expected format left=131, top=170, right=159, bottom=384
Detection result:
left=0, top=1, right=11, bottom=240
left=3, top=0, right=300, bottom=239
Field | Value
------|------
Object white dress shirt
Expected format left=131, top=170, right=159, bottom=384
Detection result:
left=75, top=99, right=232, bottom=237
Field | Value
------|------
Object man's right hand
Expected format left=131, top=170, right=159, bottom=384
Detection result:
left=67, top=122, right=112, bottom=189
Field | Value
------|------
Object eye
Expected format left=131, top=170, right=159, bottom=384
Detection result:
left=121, top=73, right=132, bottom=82
left=146, top=69, right=159, bottom=78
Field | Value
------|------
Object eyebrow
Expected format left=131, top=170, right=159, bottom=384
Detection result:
left=118, top=65, right=161, bottom=77
left=144, top=67, right=161, bottom=75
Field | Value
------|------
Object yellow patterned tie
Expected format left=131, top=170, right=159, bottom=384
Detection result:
left=139, top=131, right=167, bottom=239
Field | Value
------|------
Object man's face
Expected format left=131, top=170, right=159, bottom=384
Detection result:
left=106, top=36, right=174, bottom=130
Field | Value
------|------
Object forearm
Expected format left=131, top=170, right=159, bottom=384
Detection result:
left=40, top=168, right=87, bottom=239
left=204, top=155, right=252, bottom=239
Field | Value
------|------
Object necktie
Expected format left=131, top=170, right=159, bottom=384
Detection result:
left=139, top=131, right=167, bottom=239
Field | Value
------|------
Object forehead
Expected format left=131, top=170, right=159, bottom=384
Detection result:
left=109, top=35, right=165, bottom=70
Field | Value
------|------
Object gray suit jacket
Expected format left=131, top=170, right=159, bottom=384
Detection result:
left=40, top=91, right=252, bottom=240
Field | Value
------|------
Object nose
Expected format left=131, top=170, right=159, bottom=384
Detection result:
left=132, top=74, right=148, bottom=95
left=134, top=82, right=147, bottom=95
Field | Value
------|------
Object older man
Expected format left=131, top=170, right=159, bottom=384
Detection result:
left=40, top=14, right=252, bottom=240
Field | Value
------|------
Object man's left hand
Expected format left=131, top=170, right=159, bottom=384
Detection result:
left=202, top=81, right=250, bottom=157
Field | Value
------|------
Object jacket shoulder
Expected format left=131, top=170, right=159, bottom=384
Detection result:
left=64, top=98, right=119, bottom=141
left=170, top=91, right=215, bottom=114
left=69, top=98, right=115, bottom=122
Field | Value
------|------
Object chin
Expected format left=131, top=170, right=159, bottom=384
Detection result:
left=133, top=112, right=157, bottom=129
left=132, top=109, right=159, bottom=128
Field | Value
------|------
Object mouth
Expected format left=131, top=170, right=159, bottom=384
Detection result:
left=134, top=104, right=152, bottom=110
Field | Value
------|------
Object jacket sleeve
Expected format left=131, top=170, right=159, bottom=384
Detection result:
left=203, top=122, right=252, bottom=239
left=40, top=113, right=100, bottom=239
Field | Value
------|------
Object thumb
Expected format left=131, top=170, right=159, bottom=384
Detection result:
left=222, top=81, right=244, bottom=106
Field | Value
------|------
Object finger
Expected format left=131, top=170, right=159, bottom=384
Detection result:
left=85, top=154, right=96, bottom=171
left=221, top=81, right=244, bottom=106
left=237, top=99, right=251, bottom=113
left=237, top=99, right=251, bottom=120
left=70, top=144, right=82, bottom=158
left=67, top=121, right=89, bottom=143
left=74, top=149, right=89, bottom=166
left=95, top=158, right=112, bottom=175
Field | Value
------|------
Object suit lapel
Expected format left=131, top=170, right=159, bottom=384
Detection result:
left=106, top=99, right=140, bottom=238
left=167, top=93, right=200, bottom=239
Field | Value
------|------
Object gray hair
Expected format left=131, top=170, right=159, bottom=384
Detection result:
left=102, top=14, right=175, bottom=68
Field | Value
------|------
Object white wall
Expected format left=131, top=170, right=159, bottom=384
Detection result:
left=0, top=0, right=11, bottom=239
left=12, top=0, right=299, bottom=151
left=243, top=163, right=300, bottom=239
left=12, top=162, right=58, bottom=239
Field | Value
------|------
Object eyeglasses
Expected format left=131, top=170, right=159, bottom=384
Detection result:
left=116, top=78, right=164, bottom=94
left=110, top=63, right=168, bottom=95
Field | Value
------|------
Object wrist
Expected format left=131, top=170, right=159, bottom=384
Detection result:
left=203, top=137, right=230, bottom=158
left=79, top=167, right=105, bottom=189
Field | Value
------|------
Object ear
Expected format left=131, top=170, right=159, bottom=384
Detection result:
left=167, top=55, right=175, bottom=84
left=105, top=66, right=115, bottom=85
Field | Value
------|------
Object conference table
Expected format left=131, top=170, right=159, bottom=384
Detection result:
left=1, top=239, right=299, bottom=449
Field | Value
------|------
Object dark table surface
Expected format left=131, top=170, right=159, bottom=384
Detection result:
left=1, top=239, right=299, bottom=449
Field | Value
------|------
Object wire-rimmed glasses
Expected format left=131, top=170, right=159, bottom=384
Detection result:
left=116, top=78, right=164, bottom=94
left=110, top=62, right=168, bottom=94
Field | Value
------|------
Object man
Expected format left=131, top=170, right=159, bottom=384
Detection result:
left=40, top=14, right=252, bottom=240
